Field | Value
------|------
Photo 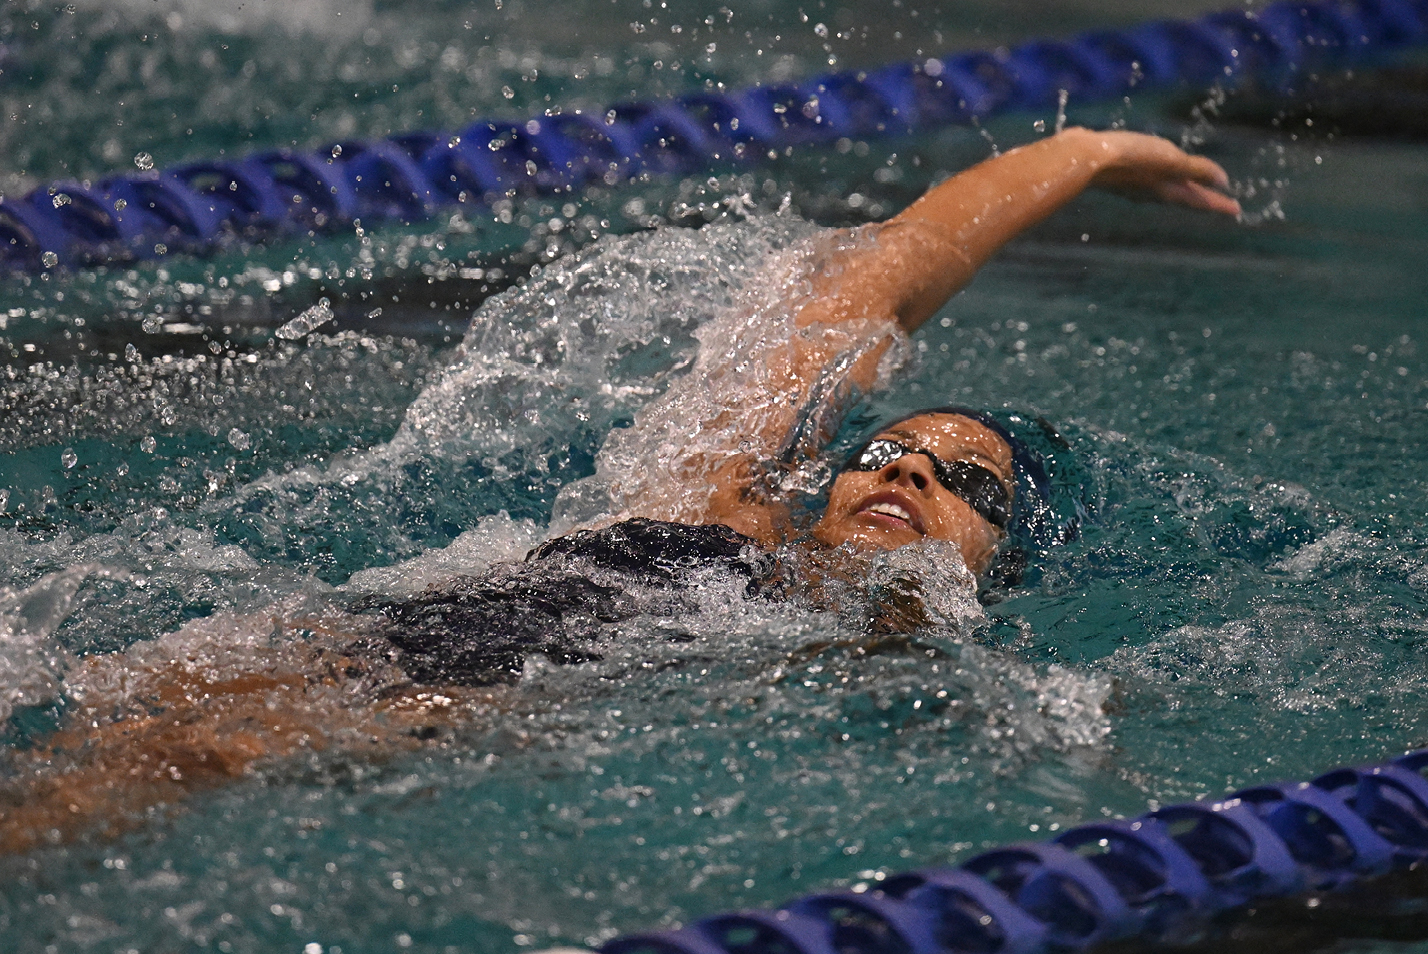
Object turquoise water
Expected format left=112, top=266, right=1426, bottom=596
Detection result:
left=2, top=1, right=1428, bottom=952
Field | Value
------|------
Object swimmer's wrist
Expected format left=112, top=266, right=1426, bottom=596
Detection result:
left=1025, top=127, right=1121, bottom=182
left=1062, top=127, right=1124, bottom=172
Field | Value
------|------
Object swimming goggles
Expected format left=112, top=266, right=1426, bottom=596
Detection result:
left=844, top=438, right=1012, bottom=529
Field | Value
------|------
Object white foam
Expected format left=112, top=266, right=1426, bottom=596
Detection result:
left=1102, top=606, right=1424, bottom=716
left=0, top=564, right=122, bottom=722
left=343, top=512, right=543, bottom=597
left=1272, top=526, right=1375, bottom=578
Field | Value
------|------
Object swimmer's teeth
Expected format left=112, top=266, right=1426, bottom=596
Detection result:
left=866, top=502, right=911, bottom=522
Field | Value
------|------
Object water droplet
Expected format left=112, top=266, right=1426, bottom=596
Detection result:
left=40, top=251, right=58, bottom=268
left=227, top=428, right=252, bottom=451
left=125, top=343, right=140, bottom=362
left=153, top=242, right=168, bottom=255
left=813, top=22, right=828, bottom=37
left=116, top=461, right=129, bottom=477
left=51, top=193, right=71, bottom=209
left=113, top=198, right=127, bottom=211
left=140, top=436, right=157, bottom=453
left=133, top=152, right=154, bottom=171
left=275, top=297, right=334, bottom=340
left=60, top=448, right=78, bottom=470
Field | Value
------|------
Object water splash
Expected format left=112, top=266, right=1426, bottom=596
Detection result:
left=343, top=511, right=543, bottom=597
left=215, top=211, right=846, bottom=576
left=395, top=212, right=827, bottom=465
left=274, top=297, right=335, bottom=340
left=551, top=225, right=907, bottom=532
left=0, top=564, right=123, bottom=722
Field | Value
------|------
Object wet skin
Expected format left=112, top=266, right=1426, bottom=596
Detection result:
left=813, top=412, right=1014, bottom=573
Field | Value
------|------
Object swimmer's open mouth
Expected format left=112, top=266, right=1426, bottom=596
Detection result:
left=856, top=493, right=925, bottom=534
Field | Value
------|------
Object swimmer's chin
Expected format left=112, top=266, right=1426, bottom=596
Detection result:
left=813, top=518, right=1000, bottom=577
left=812, top=518, right=923, bottom=552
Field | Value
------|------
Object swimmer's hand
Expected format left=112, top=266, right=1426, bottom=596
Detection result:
left=1079, top=128, right=1241, bottom=217
left=793, top=126, right=1243, bottom=341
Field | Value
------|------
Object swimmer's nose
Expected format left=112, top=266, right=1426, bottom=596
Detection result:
left=880, top=454, right=935, bottom=494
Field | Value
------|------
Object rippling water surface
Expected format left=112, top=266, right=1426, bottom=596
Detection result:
left=2, top=1, right=1427, bottom=952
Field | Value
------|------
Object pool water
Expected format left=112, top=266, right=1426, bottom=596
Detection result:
left=2, top=1, right=1428, bottom=952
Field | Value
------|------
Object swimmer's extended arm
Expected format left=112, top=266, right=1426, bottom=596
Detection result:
left=703, top=130, right=1238, bottom=541
left=797, top=128, right=1240, bottom=335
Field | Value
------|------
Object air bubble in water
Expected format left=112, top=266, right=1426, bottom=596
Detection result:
left=227, top=428, right=252, bottom=451
left=276, top=297, right=334, bottom=340
left=60, top=448, right=78, bottom=470
left=125, top=343, right=140, bottom=362
left=134, top=152, right=154, bottom=171
left=140, top=436, right=157, bottom=453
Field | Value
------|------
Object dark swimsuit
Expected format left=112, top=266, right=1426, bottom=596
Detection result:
left=356, top=519, right=776, bottom=687
left=356, top=339, right=1020, bottom=689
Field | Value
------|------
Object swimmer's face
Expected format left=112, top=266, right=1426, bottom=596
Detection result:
left=813, top=413, right=1014, bottom=574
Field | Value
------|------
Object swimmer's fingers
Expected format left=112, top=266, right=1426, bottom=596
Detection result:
left=1151, top=178, right=1243, bottom=217
left=1104, top=175, right=1241, bottom=216
left=1087, top=132, right=1240, bottom=217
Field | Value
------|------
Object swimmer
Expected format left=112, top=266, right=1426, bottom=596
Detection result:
left=0, top=128, right=1239, bottom=852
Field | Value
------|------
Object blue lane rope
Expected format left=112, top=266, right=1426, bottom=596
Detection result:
left=3, top=0, right=1426, bottom=271
left=600, top=748, right=1428, bottom=954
